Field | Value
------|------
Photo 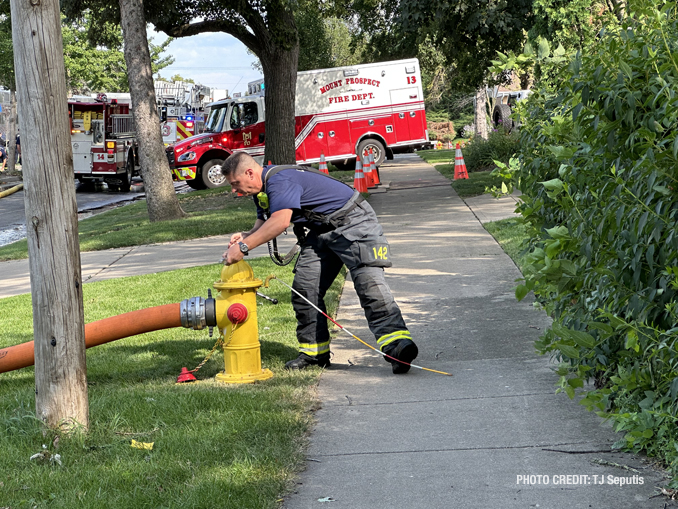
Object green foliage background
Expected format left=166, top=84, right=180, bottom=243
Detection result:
left=510, top=1, right=678, bottom=479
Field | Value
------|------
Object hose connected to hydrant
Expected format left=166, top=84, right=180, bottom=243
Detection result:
left=0, top=261, right=277, bottom=385
left=0, top=303, right=183, bottom=374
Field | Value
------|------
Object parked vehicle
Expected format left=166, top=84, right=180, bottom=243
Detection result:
left=166, top=58, right=430, bottom=189
left=69, top=94, right=138, bottom=191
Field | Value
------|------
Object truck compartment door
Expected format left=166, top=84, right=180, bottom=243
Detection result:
left=389, top=87, right=422, bottom=142
left=72, top=142, right=92, bottom=174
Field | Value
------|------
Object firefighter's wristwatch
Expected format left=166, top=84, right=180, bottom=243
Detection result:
left=238, top=242, right=250, bottom=256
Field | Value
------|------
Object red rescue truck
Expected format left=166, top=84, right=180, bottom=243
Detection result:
left=166, top=58, right=430, bottom=189
left=69, top=95, right=139, bottom=191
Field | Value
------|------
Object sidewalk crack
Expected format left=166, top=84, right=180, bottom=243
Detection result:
left=83, top=246, right=137, bottom=282
left=325, top=391, right=556, bottom=408
left=314, top=441, right=611, bottom=458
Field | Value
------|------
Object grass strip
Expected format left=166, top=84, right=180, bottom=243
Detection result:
left=0, top=187, right=256, bottom=261
left=484, top=217, right=530, bottom=272
left=417, top=150, right=505, bottom=198
left=0, top=258, right=345, bottom=508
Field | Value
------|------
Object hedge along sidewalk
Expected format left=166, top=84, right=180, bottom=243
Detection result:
left=0, top=258, right=345, bottom=509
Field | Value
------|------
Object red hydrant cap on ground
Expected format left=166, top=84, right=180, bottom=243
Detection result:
left=177, top=367, right=197, bottom=383
left=227, top=303, right=248, bottom=324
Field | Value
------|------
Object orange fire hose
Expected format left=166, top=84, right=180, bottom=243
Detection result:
left=0, top=303, right=182, bottom=374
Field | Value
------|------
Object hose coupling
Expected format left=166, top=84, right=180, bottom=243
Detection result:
left=180, top=293, right=217, bottom=332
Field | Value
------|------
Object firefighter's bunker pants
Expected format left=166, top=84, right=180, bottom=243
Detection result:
left=292, top=198, right=411, bottom=359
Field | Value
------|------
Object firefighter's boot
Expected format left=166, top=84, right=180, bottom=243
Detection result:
left=382, top=337, right=418, bottom=374
left=285, top=353, right=331, bottom=370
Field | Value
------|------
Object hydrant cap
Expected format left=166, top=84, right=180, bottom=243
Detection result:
left=227, top=303, right=249, bottom=324
left=214, top=260, right=262, bottom=290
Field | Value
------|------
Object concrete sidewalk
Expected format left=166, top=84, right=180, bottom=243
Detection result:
left=283, top=155, right=666, bottom=508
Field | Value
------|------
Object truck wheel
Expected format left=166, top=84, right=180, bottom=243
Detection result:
left=357, top=139, right=385, bottom=167
left=200, top=159, right=227, bottom=188
left=119, top=158, right=133, bottom=191
left=493, top=104, right=513, bottom=131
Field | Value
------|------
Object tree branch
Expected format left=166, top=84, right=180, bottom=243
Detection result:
left=157, top=18, right=260, bottom=54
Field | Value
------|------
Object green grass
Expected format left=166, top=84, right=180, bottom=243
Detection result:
left=418, top=149, right=506, bottom=198
left=0, top=258, right=345, bottom=508
left=0, top=187, right=257, bottom=261
left=484, top=217, right=530, bottom=271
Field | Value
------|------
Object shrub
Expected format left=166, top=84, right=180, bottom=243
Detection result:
left=511, top=2, right=678, bottom=481
left=462, top=126, right=520, bottom=171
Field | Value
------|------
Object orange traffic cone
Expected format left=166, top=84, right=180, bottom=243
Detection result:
left=368, top=148, right=380, bottom=185
left=353, top=158, right=368, bottom=193
left=363, top=151, right=376, bottom=188
left=319, top=152, right=329, bottom=175
left=448, top=141, right=453, bottom=150
left=454, top=143, right=469, bottom=180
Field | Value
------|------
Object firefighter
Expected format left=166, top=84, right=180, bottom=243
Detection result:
left=221, top=152, right=418, bottom=373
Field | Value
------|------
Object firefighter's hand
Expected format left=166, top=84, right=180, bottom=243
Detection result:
left=229, top=232, right=244, bottom=247
left=224, top=243, right=244, bottom=265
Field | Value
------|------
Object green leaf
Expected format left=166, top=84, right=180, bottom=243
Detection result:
left=589, top=322, right=613, bottom=334
left=565, top=385, right=575, bottom=399
left=673, top=136, right=678, bottom=159
left=619, top=60, right=632, bottom=78
left=670, top=377, right=678, bottom=400
left=537, top=37, right=550, bottom=59
left=515, top=284, right=529, bottom=301
left=558, top=344, right=581, bottom=359
left=567, top=377, right=584, bottom=389
left=541, top=178, right=564, bottom=192
left=625, top=330, right=639, bottom=352
left=545, top=225, right=569, bottom=239
left=642, top=429, right=654, bottom=438
left=569, top=330, right=596, bottom=349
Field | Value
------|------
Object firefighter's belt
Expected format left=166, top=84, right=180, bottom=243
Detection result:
left=302, top=191, right=365, bottom=229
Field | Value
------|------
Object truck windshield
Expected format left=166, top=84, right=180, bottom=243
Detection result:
left=204, top=105, right=228, bottom=132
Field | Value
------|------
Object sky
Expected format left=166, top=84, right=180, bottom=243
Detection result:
left=149, top=29, right=264, bottom=96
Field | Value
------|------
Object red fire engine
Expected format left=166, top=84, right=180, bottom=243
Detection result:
left=166, top=58, right=430, bottom=189
left=69, top=95, right=139, bottom=191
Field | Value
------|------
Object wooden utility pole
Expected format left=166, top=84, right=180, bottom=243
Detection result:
left=119, top=0, right=186, bottom=222
left=10, top=0, right=89, bottom=430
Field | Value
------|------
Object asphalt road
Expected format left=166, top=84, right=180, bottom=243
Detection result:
left=0, top=179, right=167, bottom=247
left=2, top=182, right=144, bottom=226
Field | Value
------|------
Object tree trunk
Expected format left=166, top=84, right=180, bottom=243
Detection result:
left=7, top=89, right=16, bottom=174
left=119, top=0, right=186, bottom=222
left=261, top=43, right=299, bottom=164
left=11, top=0, right=88, bottom=430
left=474, top=87, right=488, bottom=140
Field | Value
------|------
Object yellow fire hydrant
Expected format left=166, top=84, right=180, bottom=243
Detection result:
left=212, top=260, right=273, bottom=384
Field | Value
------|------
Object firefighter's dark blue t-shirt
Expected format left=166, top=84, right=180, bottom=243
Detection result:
left=254, top=166, right=354, bottom=225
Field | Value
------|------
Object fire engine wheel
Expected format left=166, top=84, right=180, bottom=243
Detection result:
left=201, top=159, right=227, bottom=189
left=119, top=159, right=133, bottom=191
left=357, top=139, right=385, bottom=167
